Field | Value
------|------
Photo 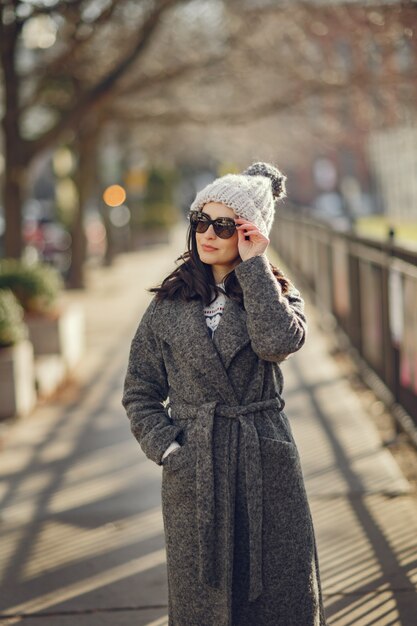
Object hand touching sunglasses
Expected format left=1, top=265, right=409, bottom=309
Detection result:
left=189, top=210, right=237, bottom=239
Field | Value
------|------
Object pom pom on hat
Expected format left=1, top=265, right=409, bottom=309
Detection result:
left=189, top=161, right=287, bottom=238
left=243, top=161, right=287, bottom=200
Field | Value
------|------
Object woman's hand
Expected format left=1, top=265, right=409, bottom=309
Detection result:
left=235, top=217, right=270, bottom=261
left=162, top=440, right=181, bottom=462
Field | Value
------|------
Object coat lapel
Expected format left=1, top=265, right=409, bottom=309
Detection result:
left=212, top=297, right=251, bottom=370
left=153, top=296, right=250, bottom=404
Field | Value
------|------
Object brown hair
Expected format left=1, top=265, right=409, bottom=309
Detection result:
left=149, top=224, right=292, bottom=307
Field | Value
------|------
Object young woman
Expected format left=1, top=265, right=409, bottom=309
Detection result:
left=122, top=162, right=327, bottom=626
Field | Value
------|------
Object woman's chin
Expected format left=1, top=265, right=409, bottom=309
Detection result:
left=199, top=251, right=218, bottom=264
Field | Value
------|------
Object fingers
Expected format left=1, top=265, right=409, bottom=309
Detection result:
left=235, top=221, right=260, bottom=232
left=235, top=218, right=270, bottom=258
left=238, top=229, right=259, bottom=237
left=237, top=228, right=252, bottom=239
left=235, top=218, right=267, bottom=242
left=235, top=217, right=257, bottom=228
left=235, top=217, right=260, bottom=233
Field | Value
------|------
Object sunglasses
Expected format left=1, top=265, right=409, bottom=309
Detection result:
left=189, top=210, right=237, bottom=239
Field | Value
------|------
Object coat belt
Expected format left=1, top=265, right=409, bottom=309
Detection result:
left=166, top=396, right=285, bottom=602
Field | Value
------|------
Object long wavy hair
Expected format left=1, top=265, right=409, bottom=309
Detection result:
left=148, top=222, right=292, bottom=307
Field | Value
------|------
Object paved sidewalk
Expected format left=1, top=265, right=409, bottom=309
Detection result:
left=0, top=222, right=417, bottom=625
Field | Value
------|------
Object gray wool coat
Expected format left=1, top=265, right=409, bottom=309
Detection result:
left=122, top=254, right=327, bottom=626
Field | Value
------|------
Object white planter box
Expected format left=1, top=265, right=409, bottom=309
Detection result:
left=25, top=302, right=85, bottom=374
left=0, top=340, right=36, bottom=419
left=34, top=355, right=67, bottom=398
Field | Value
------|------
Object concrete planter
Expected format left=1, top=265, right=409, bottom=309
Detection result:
left=25, top=302, right=85, bottom=375
left=34, top=355, right=67, bottom=398
left=0, top=340, right=36, bottom=419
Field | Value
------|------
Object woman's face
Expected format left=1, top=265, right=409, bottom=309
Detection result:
left=195, top=202, right=241, bottom=279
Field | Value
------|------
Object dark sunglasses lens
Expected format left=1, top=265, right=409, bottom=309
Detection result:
left=214, top=222, right=236, bottom=239
left=190, top=213, right=208, bottom=233
left=189, top=212, right=236, bottom=238
left=196, top=219, right=210, bottom=233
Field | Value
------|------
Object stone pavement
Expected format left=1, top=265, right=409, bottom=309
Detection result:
left=0, top=221, right=417, bottom=626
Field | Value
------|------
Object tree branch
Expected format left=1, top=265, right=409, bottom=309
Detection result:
left=19, top=0, right=122, bottom=112
left=24, top=0, right=178, bottom=160
left=114, top=12, right=267, bottom=98
left=109, top=89, right=316, bottom=127
left=110, top=67, right=417, bottom=128
left=117, top=53, right=227, bottom=97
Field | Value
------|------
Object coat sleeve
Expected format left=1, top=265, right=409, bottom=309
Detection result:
left=234, top=254, right=307, bottom=363
left=121, top=298, right=182, bottom=465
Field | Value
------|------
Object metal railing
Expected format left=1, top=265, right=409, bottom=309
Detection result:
left=271, top=208, right=417, bottom=443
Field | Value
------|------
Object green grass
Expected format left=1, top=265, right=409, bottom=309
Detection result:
left=354, top=216, right=417, bottom=249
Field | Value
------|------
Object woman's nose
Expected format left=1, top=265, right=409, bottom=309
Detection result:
left=206, top=224, right=217, bottom=238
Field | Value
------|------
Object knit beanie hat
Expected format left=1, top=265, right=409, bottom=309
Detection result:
left=189, top=162, right=287, bottom=238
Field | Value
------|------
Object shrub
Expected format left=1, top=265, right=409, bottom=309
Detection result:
left=0, top=289, right=27, bottom=348
left=0, top=260, right=64, bottom=315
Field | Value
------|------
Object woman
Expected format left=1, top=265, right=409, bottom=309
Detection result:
left=122, top=162, right=327, bottom=626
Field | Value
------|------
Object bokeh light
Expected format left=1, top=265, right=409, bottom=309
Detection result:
left=22, top=15, right=57, bottom=49
left=109, top=205, right=131, bottom=228
left=103, top=185, right=126, bottom=207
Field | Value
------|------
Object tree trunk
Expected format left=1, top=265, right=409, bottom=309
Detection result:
left=1, top=15, right=27, bottom=259
left=66, top=196, right=87, bottom=290
left=67, top=117, right=101, bottom=289
left=3, top=149, right=26, bottom=259
left=102, top=202, right=115, bottom=267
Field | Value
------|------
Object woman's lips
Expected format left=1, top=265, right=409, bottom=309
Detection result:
left=202, top=245, right=217, bottom=251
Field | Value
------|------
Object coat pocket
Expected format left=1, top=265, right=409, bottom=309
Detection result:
left=256, top=408, right=296, bottom=446
left=260, top=437, right=313, bottom=545
left=259, top=437, right=305, bottom=494
left=258, top=438, right=316, bottom=599
left=161, top=442, right=192, bottom=472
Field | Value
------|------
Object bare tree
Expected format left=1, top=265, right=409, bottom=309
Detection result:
left=1, top=0, right=415, bottom=284
left=107, top=0, right=417, bottom=164
left=0, top=0, right=251, bottom=285
left=0, top=0, right=186, bottom=272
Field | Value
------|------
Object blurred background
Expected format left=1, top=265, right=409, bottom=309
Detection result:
left=1, top=0, right=416, bottom=282
left=2, top=0, right=417, bottom=423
